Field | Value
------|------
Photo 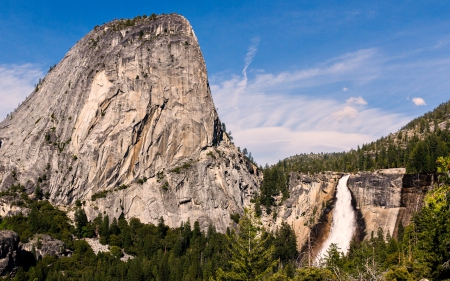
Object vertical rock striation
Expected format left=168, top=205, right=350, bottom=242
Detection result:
left=0, top=14, right=261, bottom=232
left=347, top=168, right=433, bottom=239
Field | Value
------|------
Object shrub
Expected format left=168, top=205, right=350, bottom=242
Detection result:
left=230, top=213, right=240, bottom=224
left=91, top=190, right=109, bottom=201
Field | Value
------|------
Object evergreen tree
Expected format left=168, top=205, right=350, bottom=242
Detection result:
left=74, top=208, right=88, bottom=238
left=215, top=209, right=277, bottom=281
left=274, top=222, right=298, bottom=265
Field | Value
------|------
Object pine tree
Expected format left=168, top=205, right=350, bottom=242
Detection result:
left=74, top=208, right=88, bottom=238
left=274, top=222, right=298, bottom=265
left=214, top=209, right=277, bottom=281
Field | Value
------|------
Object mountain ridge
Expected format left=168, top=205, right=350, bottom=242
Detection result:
left=0, top=14, right=261, bottom=232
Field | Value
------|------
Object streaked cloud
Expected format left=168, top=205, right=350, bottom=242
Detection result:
left=0, top=64, right=44, bottom=121
left=412, top=97, right=426, bottom=106
left=342, top=87, right=349, bottom=91
left=211, top=48, right=409, bottom=165
left=243, top=37, right=260, bottom=79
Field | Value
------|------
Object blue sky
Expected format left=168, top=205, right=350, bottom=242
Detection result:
left=1, top=1, right=450, bottom=165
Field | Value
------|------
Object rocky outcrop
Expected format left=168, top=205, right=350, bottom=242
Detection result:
left=263, top=172, right=340, bottom=253
left=271, top=168, right=434, bottom=254
left=20, top=234, right=67, bottom=260
left=0, top=196, right=30, bottom=217
left=0, top=230, right=19, bottom=276
left=0, top=14, right=261, bottom=232
left=346, top=168, right=433, bottom=240
left=393, top=173, right=434, bottom=237
left=347, top=169, right=405, bottom=239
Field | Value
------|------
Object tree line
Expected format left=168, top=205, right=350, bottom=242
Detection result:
left=256, top=100, right=450, bottom=211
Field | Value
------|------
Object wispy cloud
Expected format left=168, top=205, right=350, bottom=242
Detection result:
left=211, top=48, right=409, bottom=165
left=433, top=34, right=450, bottom=49
left=0, top=64, right=44, bottom=121
left=412, top=97, right=426, bottom=106
left=243, top=37, right=260, bottom=80
left=244, top=48, right=380, bottom=92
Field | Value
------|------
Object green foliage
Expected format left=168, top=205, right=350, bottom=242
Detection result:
left=215, top=209, right=277, bottom=281
left=34, top=185, right=43, bottom=200
left=91, top=190, right=108, bottom=201
left=293, top=267, right=333, bottom=281
left=258, top=164, right=289, bottom=211
left=74, top=208, right=88, bottom=238
left=230, top=213, right=240, bottom=224
left=385, top=266, right=414, bottom=281
left=273, top=222, right=298, bottom=265
left=162, top=181, right=169, bottom=190
left=171, top=162, right=193, bottom=174
left=5, top=180, right=450, bottom=280
left=0, top=200, right=72, bottom=244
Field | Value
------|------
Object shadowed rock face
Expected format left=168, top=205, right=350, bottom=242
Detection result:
left=393, top=173, right=434, bottom=237
left=347, top=169, right=433, bottom=240
left=0, top=230, right=19, bottom=276
left=0, top=14, right=261, bottom=232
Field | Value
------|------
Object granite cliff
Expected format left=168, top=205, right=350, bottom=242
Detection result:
left=0, top=14, right=261, bottom=232
left=261, top=172, right=340, bottom=256
left=347, top=169, right=434, bottom=239
left=264, top=168, right=433, bottom=256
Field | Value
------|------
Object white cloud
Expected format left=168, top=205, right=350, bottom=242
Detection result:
left=346, top=96, right=367, bottom=105
left=412, top=97, right=426, bottom=106
left=243, top=37, right=260, bottom=79
left=211, top=48, right=409, bottom=165
left=342, top=87, right=349, bottom=91
left=240, top=48, right=380, bottom=92
left=0, top=64, right=44, bottom=121
left=233, top=127, right=373, bottom=166
left=332, top=106, right=359, bottom=121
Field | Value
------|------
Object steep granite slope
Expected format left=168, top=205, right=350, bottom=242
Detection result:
left=347, top=168, right=433, bottom=239
left=0, top=14, right=261, bottom=231
left=262, top=172, right=340, bottom=254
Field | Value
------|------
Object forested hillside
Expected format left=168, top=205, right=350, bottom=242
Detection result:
left=0, top=185, right=298, bottom=280
left=257, top=100, right=450, bottom=210
left=2, top=158, right=450, bottom=280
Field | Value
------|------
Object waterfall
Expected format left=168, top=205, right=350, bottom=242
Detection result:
left=316, top=174, right=356, bottom=262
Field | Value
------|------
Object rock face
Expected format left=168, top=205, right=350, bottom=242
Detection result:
left=0, top=14, right=261, bottom=232
left=0, top=230, right=19, bottom=276
left=0, top=196, right=30, bottom=217
left=346, top=168, right=433, bottom=240
left=263, top=172, right=340, bottom=253
left=271, top=168, right=433, bottom=253
left=20, top=234, right=66, bottom=260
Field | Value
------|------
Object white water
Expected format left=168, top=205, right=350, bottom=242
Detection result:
left=316, top=174, right=356, bottom=262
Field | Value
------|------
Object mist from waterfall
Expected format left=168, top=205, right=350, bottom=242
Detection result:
left=316, top=174, right=356, bottom=262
